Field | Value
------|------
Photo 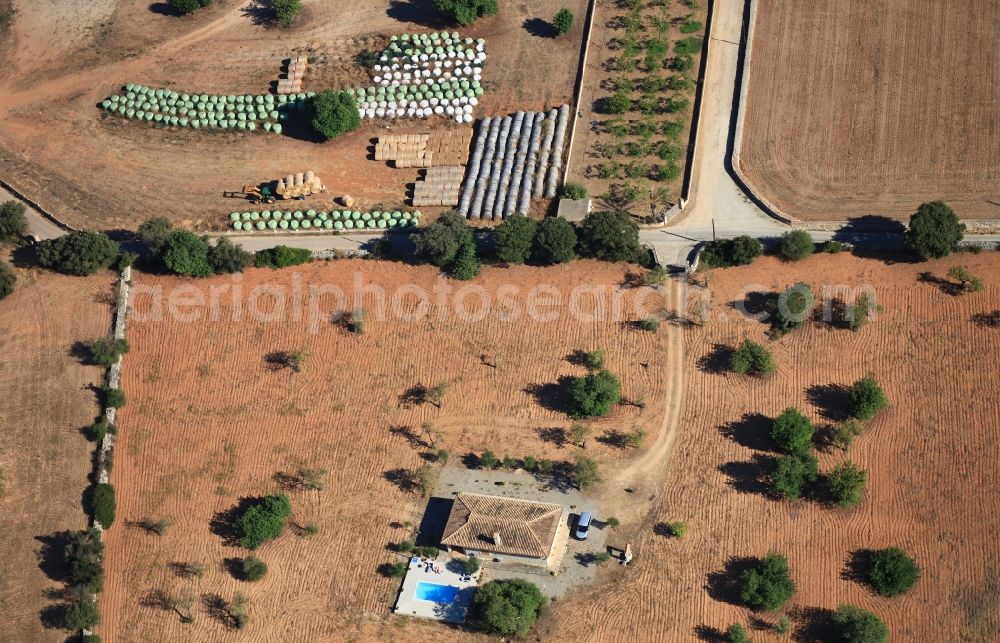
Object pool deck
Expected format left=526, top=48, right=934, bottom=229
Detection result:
left=392, top=556, right=479, bottom=623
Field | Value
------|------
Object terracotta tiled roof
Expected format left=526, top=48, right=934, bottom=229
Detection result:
left=440, top=492, right=563, bottom=559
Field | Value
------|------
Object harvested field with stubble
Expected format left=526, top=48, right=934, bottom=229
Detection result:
left=0, top=269, right=115, bottom=642
left=99, top=260, right=672, bottom=641
left=740, top=0, right=1000, bottom=221
left=534, top=253, right=1000, bottom=641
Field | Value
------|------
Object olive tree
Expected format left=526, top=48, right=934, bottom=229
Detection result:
left=36, top=231, right=119, bottom=276
left=553, top=8, right=574, bottom=35
left=868, top=547, right=920, bottom=597
left=309, top=90, right=360, bottom=140
left=770, top=407, right=814, bottom=455
left=0, top=200, right=27, bottom=242
left=470, top=579, right=545, bottom=637
left=568, top=369, right=621, bottom=418
left=904, top=201, right=964, bottom=259
left=433, top=0, right=498, bottom=26
left=832, top=604, right=889, bottom=643
left=778, top=230, right=814, bottom=261
left=825, top=462, right=868, bottom=508
left=494, top=213, right=537, bottom=264
left=0, top=261, right=16, bottom=300
left=848, top=376, right=889, bottom=420
left=532, top=216, right=577, bottom=264
left=739, top=553, right=796, bottom=611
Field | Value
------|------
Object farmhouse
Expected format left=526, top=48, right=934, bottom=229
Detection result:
left=440, top=492, right=566, bottom=567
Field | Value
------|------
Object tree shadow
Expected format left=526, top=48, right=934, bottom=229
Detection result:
left=223, top=557, right=247, bottom=581
left=596, top=430, right=628, bottom=449
left=717, top=455, right=774, bottom=497
left=537, top=426, right=567, bottom=448
left=805, top=383, right=851, bottom=422
left=973, top=310, right=1000, bottom=327
left=68, top=340, right=95, bottom=364
left=386, top=0, right=449, bottom=27
left=719, top=413, right=776, bottom=452
left=705, top=556, right=758, bottom=605
left=918, top=271, right=963, bottom=296
left=34, top=531, right=71, bottom=583
left=460, top=452, right=482, bottom=469
left=841, top=548, right=876, bottom=591
left=201, top=592, right=234, bottom=628
left=271, top=471, right=302, bottom=491
left=697, top=343, right=733, bottom=374
left=169, top=561, right=204, bottom=579
left=148, top=2, right=181, bottom=16
left=694, top=624, right=727, bottom=642
left=38, top=602, right=67, bottom=630
left=817, top=297, right=850, bottom=329
left=399, top=384, right=428, bottom=409
left=732, top=290, right=778, bottom=320
left=241, top=0, right=279, bottom=28
left=523, top=17, right=558, bottom=38
left=564, top=349, right=590, bottom=367
left=790, top=605, right=839, bottom=643
left=384, top=468, right=416, bottom=493
left=209, top=497, right=259, bottom=547
left=524, top=376, right=573, bottom=414
left=389, top=425, right=430, bottom=449
left=652, top=522, right=674, bottom=537
left=831, top=215, right=906, bottom=247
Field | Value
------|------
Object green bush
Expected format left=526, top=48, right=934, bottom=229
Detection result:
left=568, top=369, right=621, bottom=418
left=848, top=376, right=889, bottom=420
left=37, top=231, right=119, bottom=276
left=770, top=407, right=814, bottom=455
left=680, top=18, right=703, bottom=34
left=832, top=604, right=889, bottom=643
left=385, top=561, right=408, bottom=577
left=778, top=230, right=815, bottom=261
left=480, top=450, right=498, bottom=469
left=532, top=217, right=577, bottom=264
left=606, top=90, right=631, bottom=114
left=208, top=238, right=252, bottom=274
left=170, top=0, right=212, bottom=15
left=432, top=0, right=497, bottom=26
left=904, top=201, right=964, bottom=259
left=241, top=555, right=269, bottom=581
left=309, top=90, right=359, bottom=140
left=163, top=230, right=213, bottom=277
left=103, top=386, right=126, bottom=408
left=739, top=553, right=796, bottom=611
left=92, top=483, right=116, bottom=528
left=88, top=337, right=129, bottom=368
left=273, top=0, right=302, bottom=26
left=254, top=245, right=312, bottom=268
left=825, top=462, right=868, bottom=508
left=0, top=200, right=27, bottom=242
left=652, top=161, right=681, bottom=181
left=638, top=316, right=660, bottom=332
left=64, top=594, right=101, bottom=630
left=674, top=36, right=703, bottom=55
left=91, top=416, right=114, bottom=442
left=868, top=547, right=920, bottom=597
left=235, top=493, right=292, bottom=549
left=578, top=211, right=641, bottom=262
left=729, top=339, right=775, bottom=376
left=138, top=217, right=174, bottom=255
left=83, top=635, right=103, bottom=643
left=584, top=346, right=605, bottom=370
left=463, top=556, right=481, bottom=575
left=0, top=260, right=15, bottom=300
left=470, top=579, right=545, bottom=637
left=67, top=528, right=105, bottom=592
left=725, top=623, right=750, bottom=643
left=448, top=238, right=480, bottom=280
left=770, top=452, right=818, bottom=500
left=553, top=8, right=574, bottom=34
left=412, top=211, right=474, bottom=267
left=776, top=282, right=815, bottom=331
left=560, top=182, right=588, bottom=200
left=668, top=55, right=694, bottom=72
left=701, top=236, right=762, bottom=268
left=494, top=213, right=537, bottom=264
left=832, top=420, right=864, bottom=451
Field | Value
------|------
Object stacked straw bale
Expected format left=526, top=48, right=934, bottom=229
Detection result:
left=412, top=166, right=465, bottom=206
left=274, top=169, right=323, bottom=198
left=374, top=128, right=472, bottom=168
left=278, top=55, right=307, bottom=95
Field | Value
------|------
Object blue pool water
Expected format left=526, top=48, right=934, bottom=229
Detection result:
left=415, top=581, right=459, bottom=603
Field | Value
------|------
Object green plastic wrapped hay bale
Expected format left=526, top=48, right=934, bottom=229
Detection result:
left=178, top=117, right=188, bottom=126
left=302, top=220, right=312, bottom=229
left=344, top=220, right=355, bottom=229
left=306, top=209, right=316, bottom=218
left=237, top=112, right=246, bottom=121
left=241, top=212, right=252, bottom=222
left=317, top=211, right=328, bottom=221
left=236, top=122, right=246, bottom=130
left=268, top=220, right=278, bottom=229
left=230, top=212, right=241, bottom=221
left=256, top=221, right=266, bottom=230
left=144, top=113, right=155, bottom=121
left=233, top=221, right=243, bottom=231
left=279, top=220, right=289, bottom=229
left=334, top=220, right=344, bottom=230
left=101, top=100, right=112, bottom=109
left=290, top=220, right=300, bottom=230
left=250, top=211, right=260, bottom=221
left=401, top=211, right=412, bottom=220
left=293, top=210, right=304, bottom=220
left=388, top=219, right=399, bottom=228
left=365, top=220, right=376, bottom=229
left=235, top=95, right=245, bottom=104
left=273, top=123, right=283, bottom=135
left=323, top=220, right=333, bottom=229
left=208, top=119, right=218, bottom=128
left=191, top=120, right=200, bottom=129
left=126, top=109, right=135, bottom=118
left=361, top=212, right=372, bottom=222
left=169, top=116, right=179, bottom=126
left=261, top=210, right=272, bottom=220
left=351, top=211, right=362, bottom=221
left=377, top=220, right=387, bottom=229
left=263, top=122, right=273, bottom=132
left=282, top=211, right=293, bottom=221
left=247, top=122, right=256, bottom=131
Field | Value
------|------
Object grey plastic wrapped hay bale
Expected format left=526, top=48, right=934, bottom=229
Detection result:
left=518, top=112, right=545, bottom=214
left=458, top=117, right=490, bottom=217
left=534, top=109, right=558, bottom=198
left=545, top=104, right=571, bottom=198
left=483, top=115, right=512, bottom=220
left=470, top=117, right=501, bottom=219
left=505, top=112, right=535, bottom=218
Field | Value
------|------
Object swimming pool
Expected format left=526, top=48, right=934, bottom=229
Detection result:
left=415, top=581, right=459, bottom=603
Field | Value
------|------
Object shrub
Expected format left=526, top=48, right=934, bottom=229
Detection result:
left=163, top=230, right=212, bottom=277
left=412, top=211, right=473, bottom=267
left=848, top=376, right=889, bottom=420
left=254, top=245, right=312, bottom=268
left=480, top=450, right=498, bottom=469
left=114, top=251, right=138, bottom=271
left=776, top=282, right=815, bottom=331
left=606, top=517, right=620, bottom=528
left=947, top=265, right=984, bottom=293
left=680, top=18, right=703, bottom=33
left=103, top=386, right=126, bottom=408
left=463, top=556, right=481, bottom=575
left=662, top=119, right=685, bottom=138
left=584, top=346, right=605, bottom=370
left=739, top=553, right=796, bottom=611
left=638, top=316, right=660, bottom=332
left=868, top=547, right=920, bottom=597
left=644, top=265, right=667, bottom=287
left=578, top=211, right=641, bottom=262
left=553, top=8, right=574, bottom=35
left=669, top=521, right=688, bottom=538
left=904, top=200, right=964, bottom=259
left=823, top=239, right=848, bottom=253
left=0, top=199, right=27, bottom=242
left=778, top=230, right=814, bottom=261
left=532, top=216, right=577, bottom=264
left=347, top=308, right=366, bottom=335
left=652, top=161, right=681, bottom=181
left=607, top=90, right=631, bottom=114
left=64, top=594, right=101, bottom=630
left=729, top=339, right=775, bottom=376
left=832, top=604, right=889, bottom=643
left=138, top=217, right=174, bottom=255
left=208, top=238, right=252, bottom=274
left=385, top=561, right=408, bottom=577
left=234, top=493, right=292, bottom=549
left=92, top=482, right=116, bottom=528
left=273, top=0, right=302, bottom=26
left=568, top=369, right=621, bottom=418
left=845, top=292, right=882, bottom=330
left=433, top=0, right=498, bottom=26
left=88, top=337, right=129, bottom=368
left=572, top=455, right=601, bottom=489
left=90, top=416, right=114, bottom=442
left=83, top=635, right=102, bottom=643
left=831, top=420, right=864, bottom=451
left=170, top=0, right=212, bottom=15
left=67, top=528, right=105, bottom=592
left=0, top=261, right=15, bottom=300
left=355, top=49, right=380, bottom=68
left=726, top=623, right=750, bottom=643
left=494, top=213, right=537, bottom=264
left=309, top=90, right=360, bottom=140
left=825, top=462, right=868, bottom=508
left=675, top=36, right=703, bottom=55
left=668, top=54, right=694, bottom=72
left=770, top=407, right=814, bottom=455
left=241, top=555, right=269, bottom=581
left=37, top=231, right=119, bottom=276
left=448, top=238, right=480, bottom=280
left=570, top=422, right=591, bottom=447
left=470, top=579, right=546, bottom=637
left=770, top=452, right=818, bottom=500
left=560, top=182, right=588, bottom=200
left=664, top=96, right=690, bottom=113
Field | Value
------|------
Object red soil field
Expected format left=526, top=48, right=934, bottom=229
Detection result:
left=0, top=0, right=587, bottom=231
left=0, top=268, right=116, bottom=642
left=739, top=0, right=1000, bottom=222
left=536, top=252, right=1000, bottom=641
left=99, top=259, right=672, bottom=641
